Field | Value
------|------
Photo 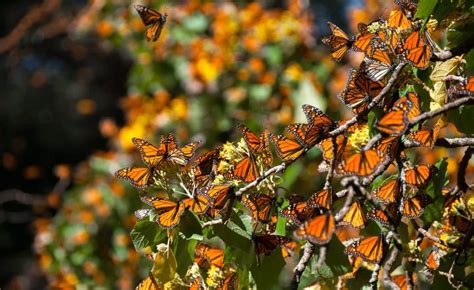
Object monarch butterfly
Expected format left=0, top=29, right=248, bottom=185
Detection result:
left=134, top=4, right=167, bottom=42
left=404, top=165, right=432, bottom=188
left=192, top=148, right=221, bottom=187
left=307, top=188, right=332, bottom=210
left=371, top=179, right=400, bottom=204
left=339, top=69, right=384, bottom=114
left=395, top=0, right=418, bottom=12
left=134, top=135, right=200, bottom=166
left=388, top=9, right=412, bottom=31
left=334, top=225, right=361, bottom=246
left=252, top=234, right=291, bottom=265
left=425, top=247, right=441, bottom=270
left=188, top=277, right=203, bottom=290
left=395, top=92, right=420, bottom=121
left=270, top=134, right=306, bottom=162
left=136, top=273, right=159, bottom=290
left=400, top=194, right=432, bottom=218
left=337, top=149, right=384, bottom=177
left=322, top=22, right=353, bottom=61
left=364, top=56, right=395, bottom=82
left=183, top=192, right=212, bottom=215
left=240, top=193, right=259, bottom=222
left=242, top=193, right=278, bottom=224
left=294, top=212, right=336, bottom=245
left=345, top=235, right=386, bottom=263
left=403, top=30, right=433, bottom=70
left=140, top=196, right=186, bottom=228
left=287, top=105, right=335, bottom=148
left=217, top=270, right=239, bottom=290
left=375, top=98, right=412, bottom=136
left=318, top=135, right=347, bottom=164
left=407, top=125, right=440, bottom=149
left=204, top=184, right=235, bottom=217
left=194, top=243, right=224, bottom=268
left=281, top=195, right=315, bottom=225
left=226, top=154, right=260, bottom=183
left=392, top=274, right=408, bottom=290
left=115, top=166, right=155, bottom=189
left=237, top=124, right=272, bottom=166
left=366, top=208, right=393, bottom=227
left=340, top=201, right=367, bottom=229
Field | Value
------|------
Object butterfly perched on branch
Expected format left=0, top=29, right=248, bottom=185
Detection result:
left=135, top=4, right=167, bottom=41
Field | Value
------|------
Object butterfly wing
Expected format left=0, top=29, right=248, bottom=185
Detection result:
left=340, top=201, right=366, bottom=229
left=322, top=22, right=352, bottom=61
left=307, top=189, right=332, bottom=210
left=345, top=235, right=385, bottom=263
left=371, top=179, right=400, bottom=204
left=403, top=31, right=432, bottom=70
left=338, top=149, right=382, bottom=177
left=134, top=4, right=167, bottom=42
left=133, top=137, right=166, bottom=166
left=115, top=166, right=153, bottom=189
left=294, top=212, right=335, bottom=245
left=271, top=134, right=305, bottom=162
left=404, top=165, right=432, bottom=187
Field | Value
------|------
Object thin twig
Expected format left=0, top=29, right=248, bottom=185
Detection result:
left=335, top=182, right=356, bottom=222
left=290, top=242, right=315, bottom=289
left=457, top=147, right=473, bottom=192
left=409, top=96, right=474, bottom=126
left=234, top=162, right=286, bottom=197
left=202, top=219, right=223, bottom=227
left=403, top=137, right=474, bottom=148
left=381, top=248, right=400, bottom=290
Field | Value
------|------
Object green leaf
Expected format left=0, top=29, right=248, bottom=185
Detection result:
left=415, top=0, right=438, bottom=19
left=447, top=105, right=474, bottom=136
left=264, top=45, right=282, bottom=66
left=250, top=249, right=285, bottom=289
left=130, top=220, right=166, bottom=251
left=423, top=159, right=448, bottom=223
left=367, top=111, right=376, bottom=137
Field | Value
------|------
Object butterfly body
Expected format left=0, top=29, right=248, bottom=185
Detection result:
left=135, top=4, right=167, bottom=42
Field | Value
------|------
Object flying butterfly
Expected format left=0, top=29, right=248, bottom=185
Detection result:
left=400, top=194, right=432, bottom=219
left=192, top=147, right=221, bottom=187
left=237, top=124, right=272, bottom=166
left=322, top=22, right=354, bottom=61
left=345, top=235, right=386, bottom=263
left=337, top=149, right=384, bottom=177
left=134, top=4, right=167, bottom=42
left=339, top=69, right=384, bottom=114
left=140, top=196, right=186, bottom=229
left=339, top=201, right=367, bottom=229
left=134, top=135, right=200, bottom=166
left=294, top=211, right=336, bottom=245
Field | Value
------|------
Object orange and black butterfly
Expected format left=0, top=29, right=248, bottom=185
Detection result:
left=281, top=195, right=315, bottom=225
left=204, top=184, right=235, bottom=217
left=294, top=211, right=336, bottom=245
left=287, top=105, right=335, bottom=148
left=371, top=179, right=400, bottom=204
left=396, top=92, right=420, bottom=121
left=136, top=273, right=159, bottom=290
left=237, top=124, right=272, bottom=166
left=242, top=193, right=278, bottom=224
left=366, top=208, right=395, bottom=228
left=226, top=153, right=260, bottom=183
left=403, top=30, right=433, bottom=70
left=337, top=149, right=384, bottom=177
left=115, top=166, right=156, bottom=189
left=318, top=135, right=347, bottom=165
left=192, top=148, right=221, bottom=187
left=400, top=194, right=432, bottom=219
left=339, top=201, right=366, bottom=229
left=194, top=243, right=224, bottom=268
left=407, top=125, right=440, bottom=149
left=376, top=136, right=400, bottom=157
left=339, top=69, right=384, bottom=114
left=135, top=135, right=200, bottom=166
left=388, top=9, right=412, bottom=31
left=271, top=134, right=306, bottom=162
left=425, top=247, right=441, bottom=270
left=392, top=274, right=408, bottom=290
left=345, top=235, right=386, bottom=263
left=183, top=192, right=212, bottom=215
left=322, top=22, right=354, bottom=61
left=140, top=196, right=186, bottom=228
left=395, top=0, right=418, bottom=13
left=252, top=234, right=291, bottom=265
left=135, top=4, right=167, bottom=42
left=307, top=188, right=332, bottom=210
left=375, top=97, right=412, bottom=136
left=404, top=165, right=432, bottom=188
left=217, top=270, right=239, bottom=290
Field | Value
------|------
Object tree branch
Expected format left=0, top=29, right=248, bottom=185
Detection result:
left=290, top=242, right=315, bottom=289
left=457, top=147, right=473, bottom=193
left=234, top=162, right=286, bottom=197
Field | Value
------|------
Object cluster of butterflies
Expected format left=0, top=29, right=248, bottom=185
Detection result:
left=122, top=0, right=474, bottom=288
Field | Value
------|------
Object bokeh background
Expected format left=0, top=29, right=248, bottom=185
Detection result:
left=1, top=0, right=471, bottom=289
